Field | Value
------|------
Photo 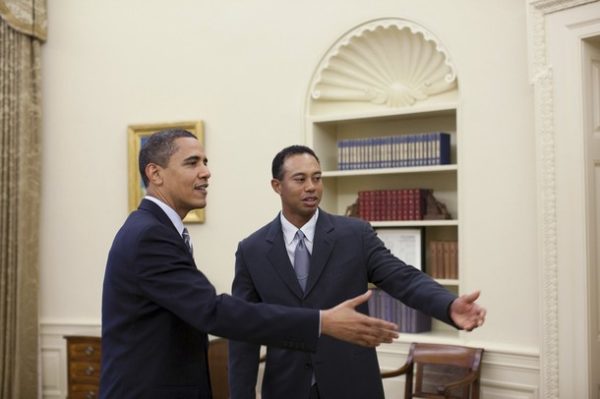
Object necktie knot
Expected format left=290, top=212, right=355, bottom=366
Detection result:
left=182, top=228, right=193, bottom=255
left=294, top=230, right=310, bottom=292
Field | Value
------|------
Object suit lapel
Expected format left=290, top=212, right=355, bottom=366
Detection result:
left=304, top=210, right=335, bottom=297
left=265, top=216, right=305, bottom=299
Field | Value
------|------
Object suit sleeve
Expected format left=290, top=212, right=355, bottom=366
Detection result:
left=228, top=242, right=262, bottom=399
left=361, top=222, right=457, bottom=326
left=134, top=224, right=320, bottom=351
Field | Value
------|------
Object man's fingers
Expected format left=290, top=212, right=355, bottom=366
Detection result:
left=351, top=322, right=398, bottom=346
left=359, top=315, right=399, bottom=340
left=359, top=312, right=398, bottom=332
left=476, top=308, right=486, bottom=326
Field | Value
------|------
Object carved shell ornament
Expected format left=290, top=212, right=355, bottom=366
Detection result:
left=310, top=21, right=457, bottom=108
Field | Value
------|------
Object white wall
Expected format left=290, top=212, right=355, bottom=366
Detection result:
left=40, top=0, right=539, bottom=397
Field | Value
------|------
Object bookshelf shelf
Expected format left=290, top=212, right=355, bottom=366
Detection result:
left=371, top=220, right=458, bottom=228
left=436, top=279, right=459, bottom=286
left=321, top=165, right=457, bottom=177
left=308, top=103, right=458, bottom=124
left=393, top=329, right=461, bottom=344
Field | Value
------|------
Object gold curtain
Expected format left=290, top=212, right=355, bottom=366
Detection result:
left=0, top=1, right=45, bottom=398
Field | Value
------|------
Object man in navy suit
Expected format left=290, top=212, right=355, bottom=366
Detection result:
left=100, top=131, right=399, bottom=399
left=228, top=145, right=487, bottom=399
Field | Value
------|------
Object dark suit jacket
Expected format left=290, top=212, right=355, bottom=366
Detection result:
left=100, top=200, right=320, bottom=399
left=228, top=210, right=457, bottom=399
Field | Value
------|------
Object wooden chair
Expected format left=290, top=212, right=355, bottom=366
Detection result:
left=208, top=338, right=230, bottom=399
left=207, top=338, right=267, bottom=399
left=381, top=342, right=484, bottom=399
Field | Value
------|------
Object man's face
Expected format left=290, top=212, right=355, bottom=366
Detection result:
left=272, top=153, right=322, bottom=227
left=154, top=137, right=210, bottom=218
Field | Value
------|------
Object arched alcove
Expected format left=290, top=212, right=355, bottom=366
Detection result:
left=307, top=18, right=458, bottom=117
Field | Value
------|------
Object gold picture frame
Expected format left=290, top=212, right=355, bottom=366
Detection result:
left=127, top=121, right=205, bottom=223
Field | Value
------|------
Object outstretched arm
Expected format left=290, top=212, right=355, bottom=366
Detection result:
left=321, top=291, right=399, bottom=347
left=449, top=290, right=486, bottom=331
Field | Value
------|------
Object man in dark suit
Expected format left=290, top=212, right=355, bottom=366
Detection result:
left=100, top=131, right=399, bottom=399
left=228, top=145, right=487, bottom=399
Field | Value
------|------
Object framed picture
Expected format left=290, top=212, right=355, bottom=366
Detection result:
left=127, top=121, right=205, bottom=223
left=375, top=228, right=423, bottom=270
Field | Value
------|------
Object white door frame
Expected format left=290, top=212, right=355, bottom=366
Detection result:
left=528, top=0, right=600, bottom=398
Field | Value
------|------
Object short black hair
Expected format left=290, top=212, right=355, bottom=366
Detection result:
left=138, top=129, right=197, bottom=187
left=271, top=145, right=319, bottom=180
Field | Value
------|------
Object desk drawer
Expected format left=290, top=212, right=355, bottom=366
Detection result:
left=69, top=384, right=99, bottom=399
left=69, top=361, right=101, bottom=383
left=68, top=341, right=101, bottom=361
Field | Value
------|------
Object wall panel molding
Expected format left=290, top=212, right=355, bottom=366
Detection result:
left=41, top=321, right=540, bottom=399
left=376, top=341, right=540, bottom=398
left=40, top=320, right=101, bottom=399
left=527, top=1, right=599, bottom=397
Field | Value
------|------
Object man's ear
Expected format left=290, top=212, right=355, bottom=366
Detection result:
left=145, top=163, right=163, bottom=186
left=271, top=178, right=281, bottom=195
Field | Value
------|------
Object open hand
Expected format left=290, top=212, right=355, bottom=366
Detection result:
left=450, top=290, right=486, bottom=331
left=321, top=291, right=399, bottom=347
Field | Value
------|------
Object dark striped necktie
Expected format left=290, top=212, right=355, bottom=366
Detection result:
left=182, top=227, right=193, bottom=255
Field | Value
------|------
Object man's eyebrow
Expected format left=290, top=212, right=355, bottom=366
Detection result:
left=183, top=155, right=202, bottom=163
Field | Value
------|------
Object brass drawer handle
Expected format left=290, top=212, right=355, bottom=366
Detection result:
left=84, top=346, right=95, bottom=356
left=85, top=366, right=95, bottom=376
left=85, top=391, right=96, bottom=399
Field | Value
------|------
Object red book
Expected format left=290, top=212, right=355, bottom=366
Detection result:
left=358, top=191, right=366, bottom=220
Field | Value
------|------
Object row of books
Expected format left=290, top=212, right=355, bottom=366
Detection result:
left=337, top=132, right=451, bottom=170
left=428, top=241, right=458, bottom=279
left=358, top=189, right=431, bottom=221
left=367, top=288, right=432, bottom=333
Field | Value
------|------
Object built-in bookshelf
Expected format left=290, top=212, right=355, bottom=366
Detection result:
left=305, top=18, right=461, bottom=340
left=306, top=107, right=460, bottom=339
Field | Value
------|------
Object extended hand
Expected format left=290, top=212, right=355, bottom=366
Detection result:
left=450, top=290, right=486, bottom=331
left=321, top=291, right=399, bottom=347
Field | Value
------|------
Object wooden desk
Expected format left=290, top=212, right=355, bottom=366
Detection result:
left=64, top=336, right=101, bottom=399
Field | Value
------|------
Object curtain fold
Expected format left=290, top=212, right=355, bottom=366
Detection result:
left=0, top=0, right=47, bottom=41
left=0, top=0, right=45, bottom=397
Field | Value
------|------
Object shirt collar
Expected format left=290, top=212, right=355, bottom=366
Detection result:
left=280, top=209, right=319, bottom=245
left=144, top=195, right=185, bottom=236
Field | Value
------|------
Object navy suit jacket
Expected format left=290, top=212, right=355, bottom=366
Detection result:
left=228, top=210, right=457, bottom=399
left=100, top=200, right=320, bottom=399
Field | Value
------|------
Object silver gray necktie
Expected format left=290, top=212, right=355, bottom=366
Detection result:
left=294, top=230, right=310, bottom=291
left=182, top=228, right=193, bottom=255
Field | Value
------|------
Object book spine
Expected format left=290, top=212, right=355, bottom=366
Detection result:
left=439, top=132, right=451, bottom=165
left=429, top=241, right=438, bottom=278
left=449, top=241, right=458, bottom=279
left=358, top=191, right=366, bottom=220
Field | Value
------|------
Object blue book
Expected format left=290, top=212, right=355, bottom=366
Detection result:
left=337, top=140, right=345, bottom=170
left=436, top=132, right=451, bottom=165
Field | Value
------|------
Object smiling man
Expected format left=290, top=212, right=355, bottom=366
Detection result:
left=100, top=130, right=399, bottom=399
left=228, top=145, right=486, bottom=399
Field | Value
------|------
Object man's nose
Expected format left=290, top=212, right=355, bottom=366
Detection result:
left=200, top=165, right=211, bottom=179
